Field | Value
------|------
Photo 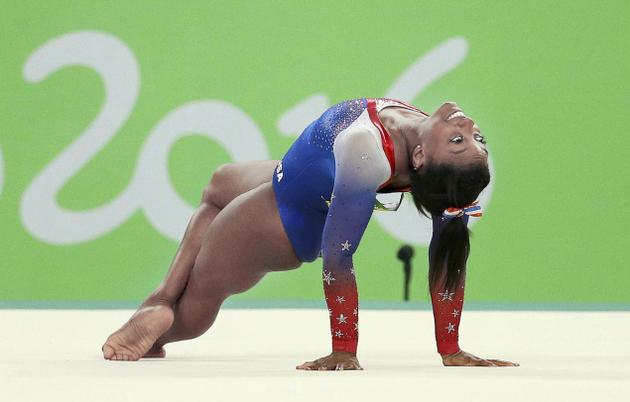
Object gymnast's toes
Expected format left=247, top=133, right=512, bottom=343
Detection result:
left=102, top=340, right=141, bottom=361
left=101, top=343, right=115, bottom=360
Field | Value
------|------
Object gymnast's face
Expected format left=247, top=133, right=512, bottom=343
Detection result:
left=413, top=102, right=488, bottom=170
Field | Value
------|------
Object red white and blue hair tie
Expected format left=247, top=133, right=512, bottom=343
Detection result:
left=442, top=200, right=483, bottom=220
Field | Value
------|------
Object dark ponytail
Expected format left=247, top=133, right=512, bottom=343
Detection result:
left=409, top=162, right=490, bottom=291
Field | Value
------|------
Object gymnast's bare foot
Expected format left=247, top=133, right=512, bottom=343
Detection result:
left=102, top=305, right=174, bottom=361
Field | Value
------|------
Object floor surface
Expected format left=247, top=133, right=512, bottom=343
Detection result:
left=1, top=309, right=628, bottom=402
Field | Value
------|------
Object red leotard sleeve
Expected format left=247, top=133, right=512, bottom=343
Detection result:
left=429, top=214, right=470, bottom=355
left=322, top=129, right=390, bottom=354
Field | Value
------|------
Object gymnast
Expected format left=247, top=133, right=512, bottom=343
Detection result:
left=102, top=98, right=519, bottom=369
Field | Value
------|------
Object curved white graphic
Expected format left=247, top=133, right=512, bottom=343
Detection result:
left=385, top=36, right=470, bottom=101
left=134, top=101, right=268, bottom=240
left=21, top=31, right=268, bottom=244
left=21, top=31, right=141, bottom=244
left=19, top=31, right=492, bottom=246
left=277, top=93, right=330, bottom=136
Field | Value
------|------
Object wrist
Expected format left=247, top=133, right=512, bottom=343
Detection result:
left=440, top=349, right=462, bottom=359
left=437, top=340, right=460, bottom=356
left=332, top=337, right=358, bottom=354
left=331, top=350, right=357, bottom=357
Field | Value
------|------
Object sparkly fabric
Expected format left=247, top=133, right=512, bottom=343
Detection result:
left=308, top=98, right=367, bottom=151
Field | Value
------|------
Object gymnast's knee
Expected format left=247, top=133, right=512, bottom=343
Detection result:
left=201, top=163, right=234, bottom=207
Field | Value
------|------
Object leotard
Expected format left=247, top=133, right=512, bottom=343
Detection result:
left=273, top=98, right=465, bottom=355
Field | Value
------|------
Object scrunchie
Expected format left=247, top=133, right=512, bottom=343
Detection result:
left=442, top=200, right=483, bottom=220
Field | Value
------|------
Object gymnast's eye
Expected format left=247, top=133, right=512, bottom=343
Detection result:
left=449, top=135, right=463, bottom=144
left=474, top=133, right=487, bottom=144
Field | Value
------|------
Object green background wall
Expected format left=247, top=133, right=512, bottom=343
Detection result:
left=1, top=1, right=628, bottom=306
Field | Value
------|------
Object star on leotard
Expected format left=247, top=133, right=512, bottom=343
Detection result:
left=341, top=240, right=352, bottom=251
left=336, top=296, right=346, bottom=304
left=452, top=309, right=460, bottom=317
left=445, top=323, right=456, bottom=333
left=328, top=309, right=332, bottom=317
left=438, top=290, right=455, bottom=302
left=322, top=270, right=336, bottom=286
left=336, top=314, right=347, bottom=324
left=334, top=330, right=343, bottom=338
left=353, top=308, right=358, bottom=316
left=350, top=267, right=356, bottom=276
left=354, top=322, right=359, bottom=331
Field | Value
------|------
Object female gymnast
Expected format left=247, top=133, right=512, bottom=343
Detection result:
left=102, top=98, right=518, bottom=369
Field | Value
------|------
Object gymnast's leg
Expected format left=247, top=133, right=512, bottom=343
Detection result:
left=153, top=181, right=300, bottom=348
left=144, top=160, right=279, bottom=306
left=102, top=161, right=279, bottom=361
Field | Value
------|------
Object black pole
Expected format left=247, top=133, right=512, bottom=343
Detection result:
left=396, top=244, right=414, bottom=301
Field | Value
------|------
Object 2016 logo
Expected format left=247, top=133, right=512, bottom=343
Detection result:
left=7, top=31, right=492, bottom=246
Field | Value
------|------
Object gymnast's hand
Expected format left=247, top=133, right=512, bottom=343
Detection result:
left=441, top=350, right=519, bottom=367
left=296, top=351, right=363, bottom=371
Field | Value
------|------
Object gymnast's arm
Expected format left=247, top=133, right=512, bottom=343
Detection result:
left=296, top=129, right=390, bottom=371
left=429, top=215, right=467, bottom=356
left=429, top=215, right=520, bottom=367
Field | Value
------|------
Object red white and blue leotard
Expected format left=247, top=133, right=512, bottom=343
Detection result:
left=272, top=98, right=465, bottom=355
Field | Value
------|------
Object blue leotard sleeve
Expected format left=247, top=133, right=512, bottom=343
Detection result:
left=320, top=129, right=390, bottom=353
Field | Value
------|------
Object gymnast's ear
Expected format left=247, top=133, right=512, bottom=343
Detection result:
left=412, top=145, right=425, bottom=171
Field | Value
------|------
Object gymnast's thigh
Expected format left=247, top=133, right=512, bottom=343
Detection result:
left=189, top=182, right=302, bottom=297
left=204, top=160, right=279, bottom=209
